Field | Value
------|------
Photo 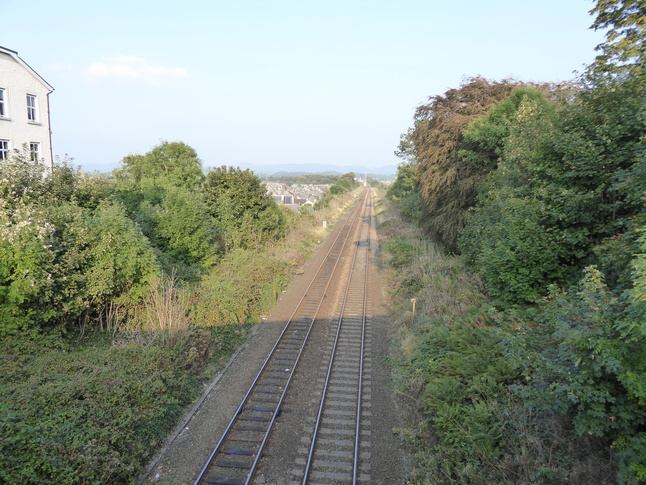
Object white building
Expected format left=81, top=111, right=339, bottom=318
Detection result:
left=0, top=46, right=54, bottom=168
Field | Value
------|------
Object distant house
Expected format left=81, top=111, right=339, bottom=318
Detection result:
left=0, top=46, right=54, bottom=168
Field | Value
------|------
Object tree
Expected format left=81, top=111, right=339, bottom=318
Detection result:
left=459, top=86, right=560, bottom=173
left=461, top=73, right=645, bottom=303
left=114, top=141, right=205, bottom=190
left=412, top=77, right=522, bottom=250
left=412, top=78, right=581, bottom=251
left=203, top=166, right=286, bottom=250
left=394, top=126, right=418, bottom=165
left=328, top=172, right=357, bottom=194
left=588, top=0, right=646, bottom=78
left=546, top=75, right=645, bottom=263
left=388, top=130, right=423, bottom=221
left=155, top=186, right=221, bottom=269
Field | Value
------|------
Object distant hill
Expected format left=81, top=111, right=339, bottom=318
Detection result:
left=206, top=162, right=398, bottom=178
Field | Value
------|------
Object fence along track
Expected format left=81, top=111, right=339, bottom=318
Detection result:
left=299, top=189, right=372, bottom=485
left=194, top=189, right=369, bottom=485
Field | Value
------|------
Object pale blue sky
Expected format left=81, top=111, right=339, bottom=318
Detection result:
left=3, top=0, right=605, bottom=172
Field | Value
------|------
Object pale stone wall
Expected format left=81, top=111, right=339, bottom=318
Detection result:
left=0, top=49, right=53, bottom=167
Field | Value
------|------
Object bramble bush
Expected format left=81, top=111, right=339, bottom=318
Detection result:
left=41, top=201, right=158, bottom=329
left=0, top=337, right=199, bottom=484
left=0, top=154, right=160, bottom=334
left=0, top=152, right=49, bottom=206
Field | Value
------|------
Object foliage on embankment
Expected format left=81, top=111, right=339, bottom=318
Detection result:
left=385, top=2, right=645, bottom=482
left=0, top=142, right=358, bottom=483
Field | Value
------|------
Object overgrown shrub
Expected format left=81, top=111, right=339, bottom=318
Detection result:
left=191, top=249, right=289, bottom=326
left=155, top=186, right=221, bottom=268
left=46, top=201, right=160, bottom=323
left=0, top=201, right=56, bottom=334
left=0, top=153, right=49, bottom=207
left=383, top=239, right=418, bottom=269
left=383, top=201, right=619, bottom=484
left=460, top=196, right=566, bottom=303
left=504, top=267, right=646, bottom=483
left=204, top=166, right=287, bottom=250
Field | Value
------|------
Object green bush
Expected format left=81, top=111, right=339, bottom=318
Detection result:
left=49, top=202, right=160, bottom=311
left=387, top=163, right=423, bottom=221
left=328, top=172, right=358, bottom=195
left=204, top=166, right=287, bottom=250
left=383, top=239, right=418, bottom=269
left=408, top=322, right=518, bottom=482
left=113, top=141, right=205, bottom=190
left=156, top=186, right=221, bottom=268
left=460, top=196, right=566, bottom=303
left=0, top=200, right=160, bottom=335
left=384, top=199, right=618, bottom=483
left=191, top=249, right=289, bottom=326
left=0, top=202, right=57, bottom=334
left=0, top=154, right=49, bottom=207
left=506, top=267, right=646, bottom=484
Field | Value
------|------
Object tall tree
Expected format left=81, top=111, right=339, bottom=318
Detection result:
left=589, top=0, right=646, bottom=78
left=412, top=77, right=521, bottom=250
left=388, top=127, right=423, bottom=220
left=114, top=141, right=205, bottom=190
left=460, top=75, right=645, bottom=303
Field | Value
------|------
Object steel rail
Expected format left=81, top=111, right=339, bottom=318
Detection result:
left=302, top=188, right=371, bottom=484
left=353, top=189, right=371, bottom=484
left=193, top=189, right=369, bottom=485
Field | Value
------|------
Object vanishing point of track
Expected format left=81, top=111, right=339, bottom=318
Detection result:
left=194, top=187, right=374, bottom=485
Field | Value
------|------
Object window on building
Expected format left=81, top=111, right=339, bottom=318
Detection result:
left=0, top=140, right=9, bottom=161
left=27, top=94, right=37, bottom=122
left=29, top=142, right=40, bottom=162
left=0, top=88, right=5, bottom=117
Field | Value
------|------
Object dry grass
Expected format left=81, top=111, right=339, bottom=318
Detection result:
left=378, top=201, right=487, bottom=324
left=114, top=271, right=190, bottom=348
left=140, top=273, right=190, bottom=343
left=99, top=302, right=127, bottom=338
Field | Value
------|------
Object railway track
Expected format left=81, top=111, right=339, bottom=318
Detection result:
left=194, top=188, right=374, bottom=485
